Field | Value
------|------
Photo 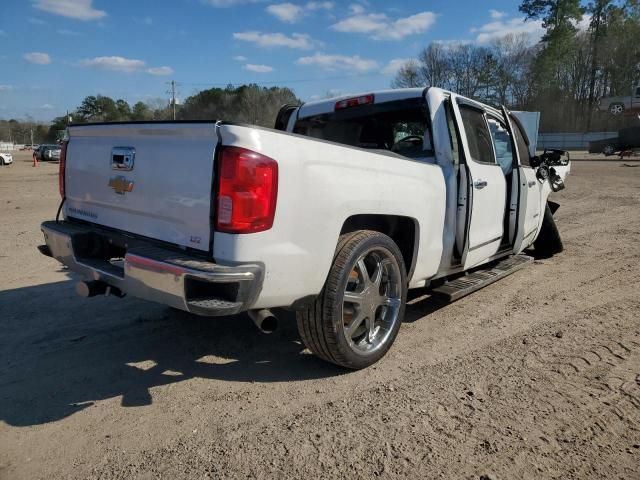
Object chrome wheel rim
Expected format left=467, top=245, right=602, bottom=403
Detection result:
left=341, top=247, right=402, bottom=355
left=610, top=104, right=623, bottom=115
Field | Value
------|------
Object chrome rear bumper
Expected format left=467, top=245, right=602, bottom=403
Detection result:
left=40, top=221, right=262, bottom=316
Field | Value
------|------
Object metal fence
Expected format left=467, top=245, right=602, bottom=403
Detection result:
left=538, top=132, right=617, bottom=150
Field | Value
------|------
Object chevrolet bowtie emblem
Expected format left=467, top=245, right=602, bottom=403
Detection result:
left=109, top=176, right=134, bottom=195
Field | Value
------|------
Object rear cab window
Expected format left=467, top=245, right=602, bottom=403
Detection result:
left=293, top=98, right=435, bottom=161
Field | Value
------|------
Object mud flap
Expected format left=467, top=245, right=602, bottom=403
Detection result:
left=533, top=202, right=563, bottom=258
left=548, top=200, right=560, bottom=215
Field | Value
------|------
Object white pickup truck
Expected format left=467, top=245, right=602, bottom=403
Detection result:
left=40, top=88, right=569, bottom=369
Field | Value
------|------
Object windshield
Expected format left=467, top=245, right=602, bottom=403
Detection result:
left=293, top=98, right=434, bottom=160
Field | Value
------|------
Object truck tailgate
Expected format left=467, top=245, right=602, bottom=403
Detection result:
left=64, top=122, right=217, bottom=251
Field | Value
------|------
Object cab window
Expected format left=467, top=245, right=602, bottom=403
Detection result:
left=487, top=116, right=515, bottom=175
left=293, top=98, right=434, bottom=160
left=459, top=105, right=495, bottom=165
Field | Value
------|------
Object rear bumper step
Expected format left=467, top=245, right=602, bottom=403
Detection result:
left=40, top=221, right=262, bottom=316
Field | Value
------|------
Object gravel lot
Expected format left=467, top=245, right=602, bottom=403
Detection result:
left=1, top=151, right=639, bottom=479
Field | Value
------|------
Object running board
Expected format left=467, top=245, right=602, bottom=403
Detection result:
left=431, top=255, right=533, bottom=302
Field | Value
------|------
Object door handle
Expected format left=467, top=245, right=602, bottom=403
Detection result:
left=473, top=180, right=488, bottom=189
left=527, top=180, right=537, bottom=188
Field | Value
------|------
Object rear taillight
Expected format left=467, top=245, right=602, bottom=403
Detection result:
left=215, top=146, right=278, bottom=233
left=59, top=140, right=68, bottom=198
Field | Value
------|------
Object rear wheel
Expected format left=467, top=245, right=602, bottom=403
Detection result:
left=297, top=230, right=407, bottom=369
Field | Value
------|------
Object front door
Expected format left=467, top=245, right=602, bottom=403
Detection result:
left=501, top=107, right=542, bottom=253
left=454, top=102, right=507, bottom=269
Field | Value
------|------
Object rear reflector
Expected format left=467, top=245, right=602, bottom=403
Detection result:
left=59, top=140, right=68, bottom=198
left=215, top=146, right=278, bottom=234
left=335, top=94, right=374, bottom=111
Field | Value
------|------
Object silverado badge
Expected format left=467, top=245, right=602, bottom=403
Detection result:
left=109, top=176, right=134, bottom=195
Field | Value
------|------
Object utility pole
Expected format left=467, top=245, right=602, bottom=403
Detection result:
left=166, top=80, right=178, bottom=120
left=30, top=127, right=34, bottom=147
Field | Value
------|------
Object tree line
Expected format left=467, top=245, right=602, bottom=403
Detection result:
left=0, top=84, right=298, bottom=143
left=393, top=0, right=640, bottom=132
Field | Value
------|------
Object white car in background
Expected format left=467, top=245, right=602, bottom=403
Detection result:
left=0, top=152, right=13, bottom=166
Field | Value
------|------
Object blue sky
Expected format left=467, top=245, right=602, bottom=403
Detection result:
left=0, top=0, right=544, bottom=121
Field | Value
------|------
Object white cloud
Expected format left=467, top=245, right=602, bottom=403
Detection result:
left=81, top=56, right=144, bottom=72
left=80, top=56, right=173, bottom=75
left=266, top=3, right=303, bottom=22
left=266, top=2, right=333, bottom=22
left=233, top=55, right=247, bottom=61
left=0, top=85, right=14, bottom=91
left=146, top=66, right=173, bottom=76
left=489, top=9, right=507, bottom=19
left=296, top=53, right=379, bottom=72
left=382, top=58, right=413, bottom=75
left=331, top=9, right=436, bottom=40
left=473, top=17, right=544, bottom=44
left=28, top=17, right=46, bottom=24
left=576, top=13, right=591, bottom=31
left=306, top=1, right=333, bottom=10
left=24, top=52, right=52, bottom=64
left=233, top=31, right=317, bottom=49
left=243, top=63, right=274, bottom=73
left=33, top=0, right=107, bottom=21
left=40, top=103, right=54, bottom=109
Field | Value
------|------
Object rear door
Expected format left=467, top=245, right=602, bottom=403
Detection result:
left=64, top=122, right=218, bottom=252
left=454, top=101, right=507, bottom=268
left=502, top=107, right=541, bottom=253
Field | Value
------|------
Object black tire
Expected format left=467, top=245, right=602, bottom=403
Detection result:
left=533, top=203, right=563, bottom=258
left=296, top=230, right=407, bottom=369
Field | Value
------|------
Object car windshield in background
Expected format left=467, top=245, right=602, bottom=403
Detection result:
left=293, top=98, right=434, bottom=160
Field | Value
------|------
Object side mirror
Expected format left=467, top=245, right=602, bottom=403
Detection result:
left=536, top=165, right=549, bottom=181
left=549, top=167, right=565, bottom=192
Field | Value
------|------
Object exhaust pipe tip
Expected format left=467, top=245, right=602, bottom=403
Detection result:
left=248, top=309, right=278, bottom=334
left=76, top=280, right=108, bottom=298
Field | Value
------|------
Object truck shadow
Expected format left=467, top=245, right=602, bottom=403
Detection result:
left=0, top=280, right=344, bottom=427
left=0, top=277, right=449, bottom=427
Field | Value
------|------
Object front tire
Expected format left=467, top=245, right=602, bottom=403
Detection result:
left=533, top=203, right=564, bottom=258
left=297, top=230, right=407, bottom=369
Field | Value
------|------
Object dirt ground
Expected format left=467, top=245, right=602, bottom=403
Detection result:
left=1, top=151, right=639, bottom=480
